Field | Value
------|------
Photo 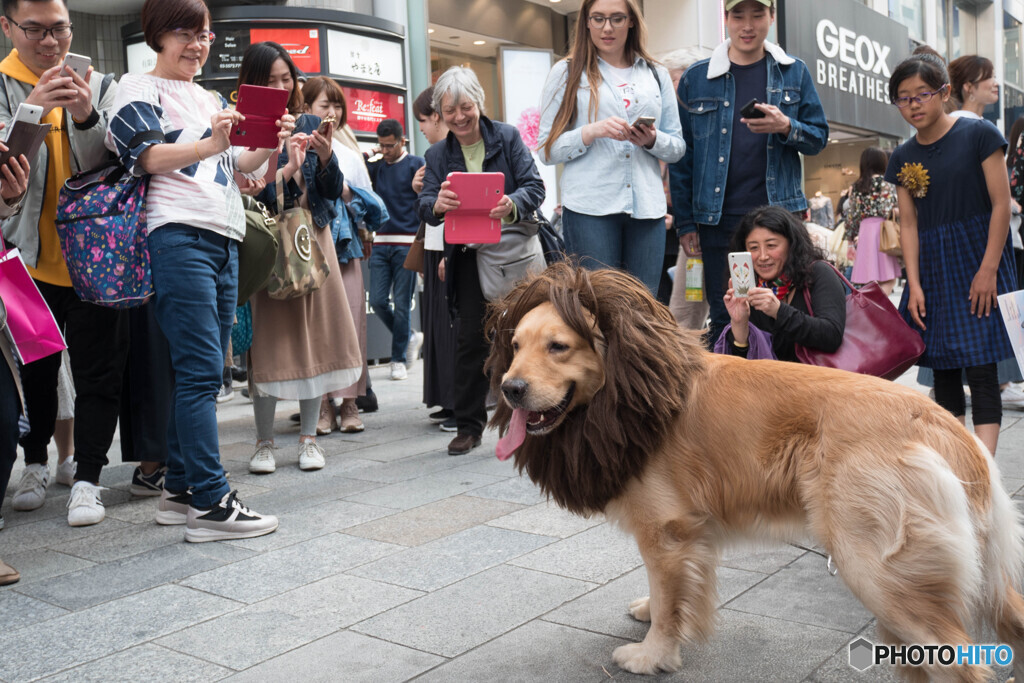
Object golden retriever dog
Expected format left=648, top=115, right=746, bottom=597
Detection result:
left=484, top=262, right=1024, bottom=682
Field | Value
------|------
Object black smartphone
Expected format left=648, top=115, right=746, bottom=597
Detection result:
left=740, top=98, right=766, bottom=119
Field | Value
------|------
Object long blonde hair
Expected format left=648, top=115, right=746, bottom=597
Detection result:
left=541, top=0, right=656, bottom=159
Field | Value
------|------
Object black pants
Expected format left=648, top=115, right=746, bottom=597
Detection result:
left=0, top=357, right=20, bottom=509
left=19, top=281, right=128, bottom=484
left=452, top=248, right=489, bottom=437
left=697, top=214, right=745, bottom=350
left=934, top=363, right=1001, bottom=425
left=119, top=301, right=173, bottom=464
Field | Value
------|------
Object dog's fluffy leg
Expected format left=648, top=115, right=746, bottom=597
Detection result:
left=982, top=454, right=1024, bottom=682
left=628, top=597, right=651, bottom=622
left=613, top=528, right=717, bottom=675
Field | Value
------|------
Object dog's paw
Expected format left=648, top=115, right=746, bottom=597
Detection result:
left=612, top=642, right=683, bottom=675
left=628, top=596, right=651, bottom=622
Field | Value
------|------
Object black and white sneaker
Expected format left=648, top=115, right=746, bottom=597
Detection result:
left=184, top=491, right=278, bottom=543
left=156, top=488, right=192, bottom=526
left=130, top=466, right=167, bottom=497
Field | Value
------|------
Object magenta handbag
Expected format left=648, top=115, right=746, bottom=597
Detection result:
left=795, top=262, right=924, bottom=381
left=0, top=234, right=67, bottom=364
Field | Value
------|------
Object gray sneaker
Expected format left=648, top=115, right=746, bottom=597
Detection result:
left=184, top=491, right=278, bottom=543
left=156, top=488, right=191, bottom=525
left=12, top=464, right=49, bottom=511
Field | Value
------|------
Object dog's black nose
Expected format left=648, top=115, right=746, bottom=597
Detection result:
left=501, top=378, right=528, bottom=405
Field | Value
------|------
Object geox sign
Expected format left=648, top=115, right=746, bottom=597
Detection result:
left=779, top=0, right=912, bottom=137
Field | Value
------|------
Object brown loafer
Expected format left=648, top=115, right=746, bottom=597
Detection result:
left=0, top=559, right=20, bottom=586
left=448, top=433, right=481, bottom=456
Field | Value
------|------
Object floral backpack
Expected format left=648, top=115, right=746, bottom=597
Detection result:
left=55, top=131, right=163, bottom=308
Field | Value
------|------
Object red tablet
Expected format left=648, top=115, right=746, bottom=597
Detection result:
left=230, top=84, right=290, bottom=149
left=443, top=172, right=505, bottom=244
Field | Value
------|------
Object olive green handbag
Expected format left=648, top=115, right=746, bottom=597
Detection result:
left=236, top=195, right=278, bottom=304
left=266, top=169, right=330, bottom=300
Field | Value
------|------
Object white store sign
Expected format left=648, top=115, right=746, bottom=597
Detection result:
left=327, top=29, right=404, bottom=87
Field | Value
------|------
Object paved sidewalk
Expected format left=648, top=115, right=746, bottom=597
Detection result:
left=1, top=361, right=1022, bottom=682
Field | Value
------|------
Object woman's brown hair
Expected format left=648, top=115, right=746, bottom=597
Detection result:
left=141, top=0, right=209, bottom=53
left=301, top=76, right=348, bottom=128
left=852, top=147, right=888, bottom=195
left=236, top=42, right=304, bottom=115
left=540, top=0, right=656, bottom=159
left=948, top=55, right=994, bottom=108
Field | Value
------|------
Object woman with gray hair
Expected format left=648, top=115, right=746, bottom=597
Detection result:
left=417, top=66, right=545, bottom=455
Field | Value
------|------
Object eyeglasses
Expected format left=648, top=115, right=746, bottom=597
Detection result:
left=169, top=28, right=216, bottom=46
left=588, top=13, right=630, bottom=29
left=892, top=85, right=948, bottom=108
left=4, top=17, right=72, bottom=41
left=378, top=141, right=403, bottom=150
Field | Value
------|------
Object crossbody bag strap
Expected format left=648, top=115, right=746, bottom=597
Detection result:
left=802, top=260, right=855, bottom=316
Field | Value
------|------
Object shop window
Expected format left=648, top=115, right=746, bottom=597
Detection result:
left=1006, top=85, right=1024, bottom=138
left=937, top=0, right=978, bottom=60
left=429, top=49, right=502, bottom=121
left=888, top=0, right=924, bottom=42
left=1006, top=12, right=1022, bottom=92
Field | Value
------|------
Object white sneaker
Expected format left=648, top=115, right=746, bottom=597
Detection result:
left=405, top=331, right=424, bottom=369
left=12, top=464, right=49, bottom=511
left=1002, top=382, right=1024, bottom=409
left=298, top=440, right=326, bottom=471
left=185, top=490, right=278, bottom=543
left=67, top=481, right=105, bottom=527
left=249, top=442, right=276, bottom=474
left=390, top=361, right=408, bottom=381
left=55, top=459, right=76, bottom=487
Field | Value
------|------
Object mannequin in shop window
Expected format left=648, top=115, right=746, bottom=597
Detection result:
left=807, top=190, right=833, bottom=228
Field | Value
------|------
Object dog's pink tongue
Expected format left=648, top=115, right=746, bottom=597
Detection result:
left=496, top=409, right=527, bottom=461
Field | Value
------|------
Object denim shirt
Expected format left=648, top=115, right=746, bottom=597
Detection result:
left=258, top=114, right=343, bottom=229
left=538, top=57, right=685, bottom=219
left=669, top=41, right=828, bottom=235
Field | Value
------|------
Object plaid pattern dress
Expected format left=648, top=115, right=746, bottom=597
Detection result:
left=885, top=118, right=1017, bottom=370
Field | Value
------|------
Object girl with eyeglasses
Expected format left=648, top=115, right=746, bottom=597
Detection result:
left=885, top=54, right=1017, bottom=456
left=537, top=0, right=684, bottom=294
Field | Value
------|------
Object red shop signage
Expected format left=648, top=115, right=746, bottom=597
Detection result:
left=343, top=87, right=406, bottom=134
left=250, top=28, right=321, bottom=74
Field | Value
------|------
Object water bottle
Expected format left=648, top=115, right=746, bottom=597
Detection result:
left=685, top=258, right=703, bottom=302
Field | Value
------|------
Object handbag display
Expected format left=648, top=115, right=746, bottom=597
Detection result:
left=266, top=169, right=330, bottom=300
left=475, top=213, right=546, bottom=301
left=795, top=262, right=924, bottom=380
left=879, top=210, right=902, bottom=257
left=0, top=234, right=66, bottom=364
left=237, top=195, right=278, bottom=304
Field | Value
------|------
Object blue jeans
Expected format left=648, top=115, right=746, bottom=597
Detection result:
left=148, top=224, right=236, bottom=508
left=369, top=244, right=417, bottom=363
left=562, top=209, right=666, bottom=294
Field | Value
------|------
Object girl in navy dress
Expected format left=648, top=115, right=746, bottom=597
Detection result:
left=885, top=54, right=1017, bottom=455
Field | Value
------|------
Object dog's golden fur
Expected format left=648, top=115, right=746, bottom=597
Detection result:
left=484, top=263, right=1024, bottom=681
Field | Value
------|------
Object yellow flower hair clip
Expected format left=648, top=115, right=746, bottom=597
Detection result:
left=897, top=162, right=930, bottom=199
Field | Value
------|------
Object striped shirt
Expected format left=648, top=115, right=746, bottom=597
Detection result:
left=105, top=73, right=266, bottom=241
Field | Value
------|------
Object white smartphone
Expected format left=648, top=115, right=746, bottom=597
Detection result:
left=727, top=251, right=755, bottom=298
left=632, top=115, right=655, bottom=128
left=62, top=52, right=91, bottom=80
left=10, top=102, right=42, bottom=126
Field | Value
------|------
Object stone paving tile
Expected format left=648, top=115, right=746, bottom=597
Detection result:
left=0, top=585, right=240, bottom=682
left=720, top=541, right=806, bottom=574
left=725, top=553, right=875, bottom=634
left=16, top=541, right=255, bottom=610
left=352, top=564, right=595, bottom=658
left=544, top=565, right=767, bottom=642
left=336, top=449, right=476, bottom=484
left=57, top=520, right=192, bottom=562
left=334, top=435, right=452, bottom=463
left=347, top=525, right=556, bottom=591
left=805, top=622, right=901, bottom=682
left=344, top=495, right=524, bottom=546
left=605, top=608, right=854, bottom=682
left=1, top=548, right=94, bottom=585
left=236, top=473, right=384, bottom=514
left=220, top=498, right=395, bottom=552
left=451, top=451, right=522, bottom=477
left=0, top=590, right=69, bottom=631
left=38, top=643, right=234, bottom=683
left=0, top=515, right=133, bottom=554
left=223, top=631, right=444, bottom=683
left=343, top=469, right=506, bottom=510
left=486, top=500, right=606, bottom=539
left=414, top=619, right=627, bottom=683
left=508, top=523, right=644, bottom=584
left=465, top=473, right=547, bottom=506
left=181, top=532, right=402, bottom=604
left=159, top=573, right=422, bottom=670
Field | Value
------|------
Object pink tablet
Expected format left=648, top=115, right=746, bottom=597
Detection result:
left=230, top=84, right=290, bottom=149
left=443, top=172, right=505, bottom=244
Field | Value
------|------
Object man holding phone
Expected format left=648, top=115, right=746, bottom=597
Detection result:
left=0, top=0, right=123, bottom=528
left=669, top=0, right=827, bottom=348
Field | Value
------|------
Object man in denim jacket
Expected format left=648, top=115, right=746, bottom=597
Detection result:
left=670, top=0, right=827, bottom=347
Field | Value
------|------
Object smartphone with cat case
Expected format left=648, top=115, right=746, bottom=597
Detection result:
left=728, top=251, right=754, bottom=298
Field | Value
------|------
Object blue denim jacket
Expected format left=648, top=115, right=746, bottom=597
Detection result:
left=538, top=57, right=685, bottom=219
left=258, top=114, right=343, bottom=229
left=669, top=41, right=828, bottom=235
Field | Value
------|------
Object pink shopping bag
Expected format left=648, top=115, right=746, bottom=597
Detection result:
left=0, top=234, right=66, bottom=364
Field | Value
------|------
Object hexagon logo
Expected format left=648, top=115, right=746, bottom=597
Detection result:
left=849, top=637, right=874, bottom=671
